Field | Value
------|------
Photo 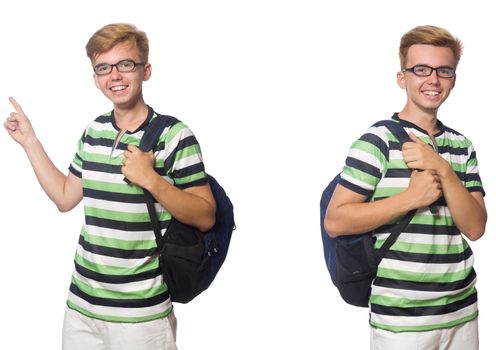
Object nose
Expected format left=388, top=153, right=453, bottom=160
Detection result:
left=426, top=69, right=440, bottom=84
left=109, top=65, right=122, bottom=80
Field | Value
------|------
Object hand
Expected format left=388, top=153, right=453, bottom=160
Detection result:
left=122, top=144, right=156, bottom=188
left=4, top=97, right=37, bottom=147
left=405, top=169, right=442, bottom=209
left=402, top=132, right=448, bottom=173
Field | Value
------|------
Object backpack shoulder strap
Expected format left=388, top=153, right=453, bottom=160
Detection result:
left=139, top=114, right=179, bottom=250
left=380, top=119, right=411, bottom=146
left=139, top=114, right=179, bottom=152
left=377, top=209, right=416, bottom=260
left=375, top=119, right=416, bottom=260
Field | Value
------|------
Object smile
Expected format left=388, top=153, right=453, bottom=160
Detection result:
left=423, top=90, right=440, bottom=96
left=110, top=85, right=127, bottom=92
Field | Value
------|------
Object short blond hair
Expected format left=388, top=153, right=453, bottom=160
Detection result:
left=399, top=25, right=463, bottom=68
left=86, top=23, right=149, bottom=63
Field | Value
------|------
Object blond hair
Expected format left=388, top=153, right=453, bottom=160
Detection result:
left=86, top=23, right=149, bottom=63
left=399, top=25, right=463, bottom=68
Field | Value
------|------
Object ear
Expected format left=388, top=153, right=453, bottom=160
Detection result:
left=397, top=70, right=406, bottom=90
left=143, top=63, right=152, bottom=81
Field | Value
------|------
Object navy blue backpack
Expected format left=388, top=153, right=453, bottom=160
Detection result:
left=320, top=120, right=416, bottom=307
left=139, top=114, right=235, bottom=303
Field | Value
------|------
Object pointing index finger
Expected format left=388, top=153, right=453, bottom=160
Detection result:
left=9, top=97, right=24, bottom=114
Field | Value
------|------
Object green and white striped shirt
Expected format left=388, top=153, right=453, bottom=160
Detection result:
left=68, top=107, right=207, bottom=323
left=340, top=113, right=484, bottom=333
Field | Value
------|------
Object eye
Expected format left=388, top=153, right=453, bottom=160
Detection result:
left=438, top=67, right=454, bottom=77
left=413, top=65, right=431, bottom=75
left=94, top=64, right=110, bottom=74
left=118, top=60, right=135, bottom=69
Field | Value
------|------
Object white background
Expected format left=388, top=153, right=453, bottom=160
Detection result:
left=0, top=1, right=494, bottom=349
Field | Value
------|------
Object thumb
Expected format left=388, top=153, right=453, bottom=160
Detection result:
left=127, top=144, right=140, bottom=152
left=408, top=132, right=424, bottom=144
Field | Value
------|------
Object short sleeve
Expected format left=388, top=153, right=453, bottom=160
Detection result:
left=68, top=131, right=86, bottom=178
left=154, top=121, right=208, bottom=189
left=339, top=125, right=390, bottom=197
left=464, top=140, right=485, bottom=196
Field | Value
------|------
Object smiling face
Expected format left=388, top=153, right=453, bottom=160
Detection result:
left=397, top=44, right=456, bottom=117
left=92, top=42, right=151, bottom=111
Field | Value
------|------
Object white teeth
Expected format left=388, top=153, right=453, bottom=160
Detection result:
left=111, top=86, right=126, bottom=91
left=424, top=91, right=439, bottom=96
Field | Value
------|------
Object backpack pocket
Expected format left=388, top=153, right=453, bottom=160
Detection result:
left=159, top=219, right=211, bottom=304
left=335, top=234, right=378, bottom=307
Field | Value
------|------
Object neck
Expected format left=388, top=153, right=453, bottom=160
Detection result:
left=398, top=104, right=439, bottom=135
left=113, top=100, right=148, bottom=132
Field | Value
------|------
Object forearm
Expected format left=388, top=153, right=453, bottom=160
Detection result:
left=143, top=173, right=216, bottom=232
left=23, top=138, right=79, bottom=211
left=325, top=190, right=416, bottom=237
left=439, top=166, right=487, bottom=241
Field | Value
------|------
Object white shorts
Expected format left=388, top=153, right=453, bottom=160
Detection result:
left=62, top=307, right=177, bottom=350
left=370, top=318, right=478, bottom=350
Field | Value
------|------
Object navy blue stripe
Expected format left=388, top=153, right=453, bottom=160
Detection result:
left=84, top=134, right=115, bottom=148
left=161, top=135, right=202, bottom=172
left=74, top=153, right=83, bottom=163
left=339, top=178, right=372, bottom=197
left=466, top=173, right=481, bottom=183
left=175, top=177, right=209, bottom=190
left=468, top=187, right=485, bottom=196
left=83, top=161, right=122, bottom=174
left=384, top=168, right=410, bottom=178
left=70, top=283, right=169, bottom=308
left=373, top=269, right=477, bottom=293
left=438, top=146, right=468, bottom=156
left=468, top=150, right=477, bottom=161
left=371, top=290, right=477, bottom=317
left=375, top=222, right=457, bottom=235
left=359, top=133, right=389, bottom=160
left=75, top=262, right=161, bottom=284
left=69, top=165, right=82, bottom=178
left=346, top=157, right=382, bottom=179
left=168, top=163, right=205, bottom=179
left=385, top=245, right=473, bottom=264
left=83, top=188, right=145, bottom=203
left=388, top=140, right=402, bottom=151
left=82, top=161, right=165, bottom=176
left=78, top=235, right=157, bottom=259
left=85, top=216, right=170, bottom=232
left=114, top=140, right=139, bottom=151
left=455, top=171, right=465, bottom=181
left=94, top=115, right=112, bottom=124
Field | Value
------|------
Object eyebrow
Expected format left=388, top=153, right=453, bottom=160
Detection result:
left=414, top=64, right=455, bottom=69
left=94, top=58, right=137, bottom=66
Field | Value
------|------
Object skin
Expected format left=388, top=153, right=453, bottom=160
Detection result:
left=325, top=44, right=486, bottom=241
left=5, top=41, right=216, bottom=232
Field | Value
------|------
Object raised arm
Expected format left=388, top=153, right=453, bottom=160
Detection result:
left=4, top=97, right=82, bottom=211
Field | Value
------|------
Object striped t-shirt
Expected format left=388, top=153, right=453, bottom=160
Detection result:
left=67, top=107, right=207, bottom=323
left=340, top=113, right=484, bottom=333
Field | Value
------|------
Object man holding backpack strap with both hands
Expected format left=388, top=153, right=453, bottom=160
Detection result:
left=324, top=25, right=487, bottom=349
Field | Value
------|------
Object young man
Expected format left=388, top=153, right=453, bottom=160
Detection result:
left=325, top=26, right=486, bottom=349
left=4, top=23, right=216, bottom=350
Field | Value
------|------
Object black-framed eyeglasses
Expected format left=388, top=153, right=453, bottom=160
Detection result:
left=93, top=60, right=145, bottom=76
left=401, top=65, right=456, bottom=78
